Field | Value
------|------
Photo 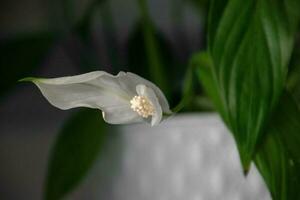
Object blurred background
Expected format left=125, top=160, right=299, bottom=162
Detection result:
left=0, top=0, right=271, bottom=199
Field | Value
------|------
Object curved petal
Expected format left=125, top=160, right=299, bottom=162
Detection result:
left=23, top=70, right=170, bottom=125
left=24, top=71, right=144, bottom=124
left=117, top=72, right=171, bottom=114
left=136, top=84, right=162, bottom=126
left=115, top=71, right=136, bottom=96
left=102, top=105, right=142, bottom=124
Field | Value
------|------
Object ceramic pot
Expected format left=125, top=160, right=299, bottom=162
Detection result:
left=71, top=114, right=271, bottom=200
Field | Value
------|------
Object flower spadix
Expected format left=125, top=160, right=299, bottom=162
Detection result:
left=22, top=71, right=171, bottom=126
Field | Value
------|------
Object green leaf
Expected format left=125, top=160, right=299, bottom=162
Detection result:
left=45, top=109, right=110, bottom=200
left=287, top=65, right=300, bottom=105
left=207, top=0, right=300, bottom=169
left=0, top=32, right=55, bottom=97
left=193, top=52, right=226, bottom=118
left=255, top=92, right=300, bottom=200
left=287, top=40, right=300, bottom=104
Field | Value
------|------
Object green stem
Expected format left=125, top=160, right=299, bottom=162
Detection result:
left=172, top=60, right=195, bottom=113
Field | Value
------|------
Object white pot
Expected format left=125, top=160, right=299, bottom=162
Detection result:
left=71, top=113, right=271, bottom=200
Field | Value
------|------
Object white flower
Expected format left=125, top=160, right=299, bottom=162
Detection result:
left=22, top=71, right=171, bottom=126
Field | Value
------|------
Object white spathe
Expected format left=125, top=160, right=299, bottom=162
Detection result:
left=23, top=71, right=171, bottom=126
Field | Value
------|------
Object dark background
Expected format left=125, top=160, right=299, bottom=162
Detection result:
left=0, top=0, right=206, bottom=199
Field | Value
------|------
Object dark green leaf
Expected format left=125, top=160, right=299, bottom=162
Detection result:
left=45, top=109, right=110, bottom=200
left=207, top=0, right=300, bottom=169
left=287, top=38, right=300, bottom=104
left=287, top=65, right=300, bottom=105
left=194, top=52, right=226, bottom=118
left=255, top=92, right=300, bottom=200
left=0, top=33, right=55, bottom=97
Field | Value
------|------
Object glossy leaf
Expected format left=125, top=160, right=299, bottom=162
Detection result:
left=195, top=51, right=300, bottom=198
left=255, top=92, right=300, bottom=200
left=0, top=33, right=55, bottom=97
left=45, top=109, right=109, bottom=200
left=207, top=0, right=300, bottom=169
left=193, top=52, right=225, bottom=116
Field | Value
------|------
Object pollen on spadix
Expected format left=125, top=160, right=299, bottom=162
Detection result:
left=130, top=95, right=155, bottom=118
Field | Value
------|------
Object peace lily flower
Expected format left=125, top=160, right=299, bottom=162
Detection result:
left=21, top=71, right=171, bottom=126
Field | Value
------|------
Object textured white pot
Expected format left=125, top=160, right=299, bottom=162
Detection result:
left=70, top=113, right=271, bottom=200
